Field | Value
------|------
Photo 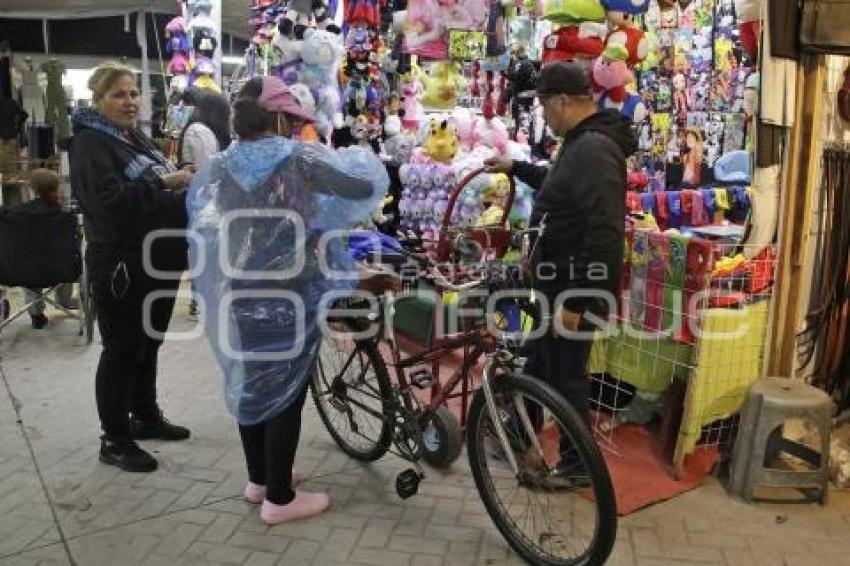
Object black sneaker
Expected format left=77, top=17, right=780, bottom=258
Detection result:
left=30, top=313, right=48, bottom=329
left=130, top=413, right=191, bottom=441
left=99, top=437, right=158, bottom=472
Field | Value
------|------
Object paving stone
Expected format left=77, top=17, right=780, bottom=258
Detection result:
left=243, top=551, right=281, bottom=566
left=348, top=547, right=412, bottom=566
left=227, top=532, right=289, bottom=554
left=279, top=539, right=321, bottom=564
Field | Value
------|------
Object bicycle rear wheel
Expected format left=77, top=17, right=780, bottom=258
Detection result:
left=311, top=336, right=394, bottom=461
left=467, top=373, right=617, bottom=565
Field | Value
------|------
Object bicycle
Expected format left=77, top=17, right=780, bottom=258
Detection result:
left=311, top=241, right=617, bottom=565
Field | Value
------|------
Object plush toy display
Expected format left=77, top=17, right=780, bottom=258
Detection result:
left=423, top=119, right=459, bottom=163
left=592, top=55, right=646, bottom=123
left=272, top=19, right=304, bottom=85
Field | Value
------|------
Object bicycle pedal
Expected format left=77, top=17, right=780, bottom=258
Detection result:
left=410, top=369, right=433, bottom=390
left=396, top=468, right=423, bottom=499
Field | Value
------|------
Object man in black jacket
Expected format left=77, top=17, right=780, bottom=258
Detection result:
left=485, top=62, right=637, bottom=416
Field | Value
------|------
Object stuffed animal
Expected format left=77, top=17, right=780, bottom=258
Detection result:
left=476, top=116, right=510, bottom=154
left=543, top=0, right=606, bottom=23
left=400, top=70, right=424, bottom=130
left=165, top=17, right=191, bottom=76
left=271, top=19, right=304, bottom=85
left=449, top=107, right=478, bottom=153
left=423, top=119, right=459, bottom=163
left=605, top=26, right=648, bottom=67
left=192, top=57, right=221, bottom=93
left=541, top=23, right=606, bottom=65
left=601, top=0, right=651, bottom=27
left=420, top=62, right=465, bottom=110
left=299, top=28, right=345, bottom=137
left=592, top=56, right=645, bottom=123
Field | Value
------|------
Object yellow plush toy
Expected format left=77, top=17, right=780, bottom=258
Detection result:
left=420, top=62, right=466, bottom=110
left=423, top=119, right=459, bottom=163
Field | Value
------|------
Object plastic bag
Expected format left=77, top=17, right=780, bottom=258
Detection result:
left=187, top=137, right=388, bottom=425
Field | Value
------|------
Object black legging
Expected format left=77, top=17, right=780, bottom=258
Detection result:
left=238, top=384, right=309, bottom=505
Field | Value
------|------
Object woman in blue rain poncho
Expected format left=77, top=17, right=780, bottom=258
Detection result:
left=187, top=77, right=387, bottom=525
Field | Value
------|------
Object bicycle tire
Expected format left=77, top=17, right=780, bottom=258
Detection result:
left=421, top=406, right=464, bottom=468
left=311, top=336, right=394, bottom=462
left=466, top=373, right=617, bottom=566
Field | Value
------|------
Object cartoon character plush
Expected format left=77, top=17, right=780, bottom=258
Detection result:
left=475, top=116, right=510, bottom=154
left=400, top=70, right=424, bottom=130
left=592, top=56, right=646, bottom=123
left=165, top=17, right=191, bottom=76
left=542, top=0, right=606, bottom=24
left=272, top=19, right=304, bottom=85
left=299, top=28, right=345, bottom=136
left=601, top=0, right=651, bottom=27
left=192, top=57, right=220, bottom=92
left=420, top=62, right=466, bottom=110
left=450, top=107, right=479, bottom=153
left=605, top=26, right=648, bottom=67
left=423, top=119, right=459, bottom=163
left=541, top=23, right=606, bottom=65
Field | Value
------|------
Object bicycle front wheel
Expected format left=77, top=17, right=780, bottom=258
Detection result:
left=467, top=373, right=617, bottom=565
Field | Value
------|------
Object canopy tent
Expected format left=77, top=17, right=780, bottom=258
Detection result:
left=1, top=0, right=253, bottom=39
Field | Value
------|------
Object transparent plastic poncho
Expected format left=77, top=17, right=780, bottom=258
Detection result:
left=187, top=137, right=388, bottom=425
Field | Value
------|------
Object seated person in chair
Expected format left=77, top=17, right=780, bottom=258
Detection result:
left=19, top=169, right=76, bottom=328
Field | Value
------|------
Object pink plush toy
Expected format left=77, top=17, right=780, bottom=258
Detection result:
left=592, top=55, right=646, bottom=123
left=400, top=73, right=424, bottom=130
left=475, top=116, right=509, bottom=154
left=591, top=55, right=633, bottom=104
left=450, top=107, right=478, bottom=153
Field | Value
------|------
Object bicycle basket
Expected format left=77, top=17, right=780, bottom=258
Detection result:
left=435, top=168, right=516, bottom=263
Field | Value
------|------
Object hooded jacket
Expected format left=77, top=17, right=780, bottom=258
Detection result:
left=513, top=109, right=637, bottom=316
left=69, top=108, right=188, bottom=271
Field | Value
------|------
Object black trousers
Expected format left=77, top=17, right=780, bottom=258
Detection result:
left=522, top=330, right=592, bottom=416
left=88, top=247, right=180, bottom=440
left=238, top=385, right=309, bottom=505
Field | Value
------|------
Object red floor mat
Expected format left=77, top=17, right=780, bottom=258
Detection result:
left=599, top=424, right=719, bottom=515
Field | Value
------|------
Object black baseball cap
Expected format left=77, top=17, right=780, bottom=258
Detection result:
left=533, top=61, right=593, bottom=97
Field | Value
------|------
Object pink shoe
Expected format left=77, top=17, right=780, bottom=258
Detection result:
left=260, top=491, right=331, bottom=525
left=243, top=471, right=304, bottom=504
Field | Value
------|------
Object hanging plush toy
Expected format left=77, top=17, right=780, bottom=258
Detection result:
left=272, top=18, right=304, bottom=85
left=605, top=26, right=648, bottom=67
left=400, top=70, right=424, bottom=130
left=420, top=62, right=465, bottom=110
left=423, top=119, right=459, bottom=163
left=192, top=57, right=221, bottom=93
left=165, top=17, right=191, bottom=76
left=299, top=27, right=345, bottom=136
left=450, top=107, right=479, bottom=153
left=600, top=0, right=650, bottom=27
left=592, top=56, right=646, bottom=123
left=541, top=23, right=606, bottom=65
left=542, top=0, right=606, bottom=24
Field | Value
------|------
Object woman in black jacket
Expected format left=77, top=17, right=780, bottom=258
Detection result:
left=70, top=61, right=193, bottom=472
